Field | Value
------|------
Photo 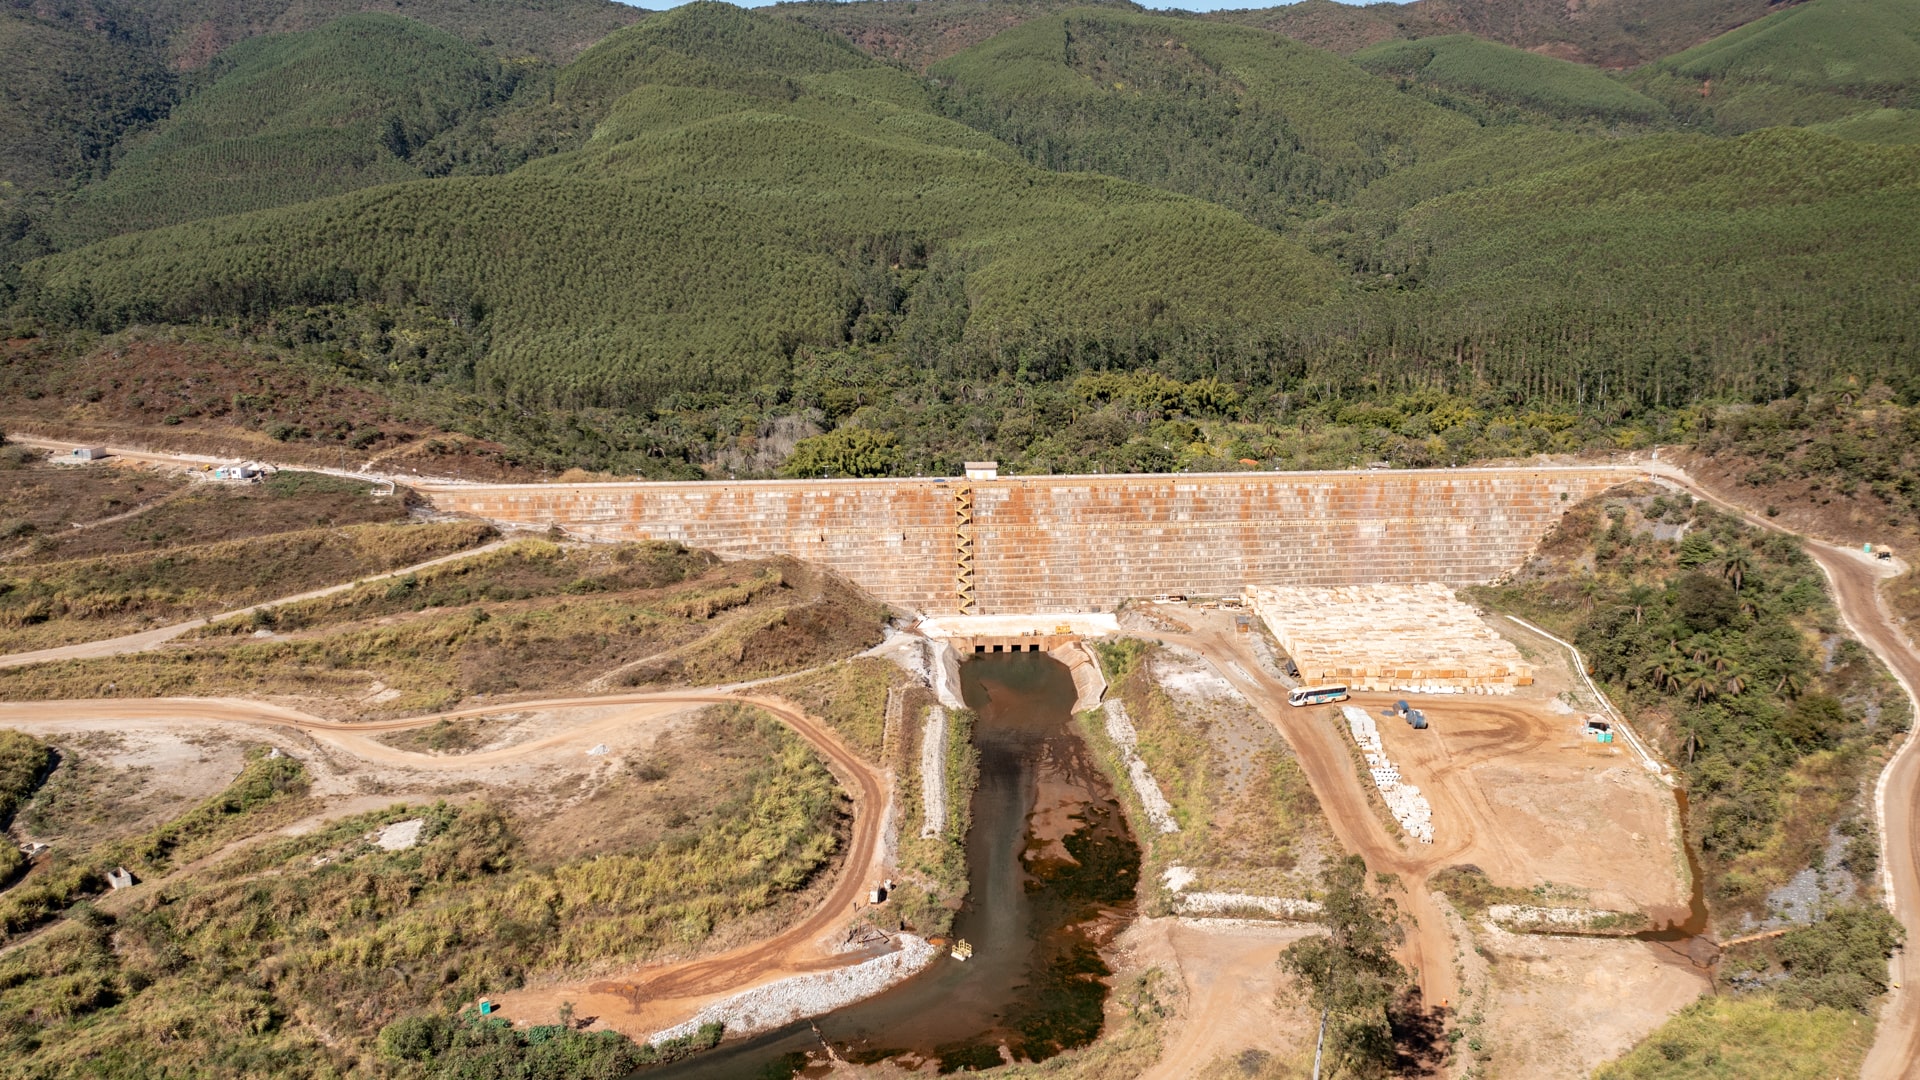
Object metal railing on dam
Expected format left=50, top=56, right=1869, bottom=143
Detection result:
left=417, top=465, right=1644, bottom=615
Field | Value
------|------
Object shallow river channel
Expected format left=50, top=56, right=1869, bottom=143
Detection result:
left=641, top=652, right=1141, bottom=1077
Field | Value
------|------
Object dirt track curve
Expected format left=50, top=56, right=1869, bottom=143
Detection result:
left=0, top=689, right=890, bottom=1030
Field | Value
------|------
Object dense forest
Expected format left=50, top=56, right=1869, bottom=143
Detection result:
left=0, top=0, right=1914, bottom=484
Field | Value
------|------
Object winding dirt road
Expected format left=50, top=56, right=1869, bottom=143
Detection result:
left=0, top=688, right=892, bottom=1038
left=1639, top=462, right=1920, bottom=1079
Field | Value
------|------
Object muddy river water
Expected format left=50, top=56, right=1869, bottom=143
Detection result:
left=642, top=653, right=1141, bottom=1078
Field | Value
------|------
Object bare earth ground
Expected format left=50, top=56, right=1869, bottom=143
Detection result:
left=1359, top=687, right=1687, bottom=918
left=1129, top=918, right=1318, bottom=1080
left=1442, top=905, right=1706, bottom=1080
left=1140, top=604, right=1701, bottom=1078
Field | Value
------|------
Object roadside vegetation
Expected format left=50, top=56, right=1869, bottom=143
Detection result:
left=1280, top=855, right=1409, bottom=1079
left=1476, top=485, right=1908, bottom=918
left=0, top=544, right=886, bottom=717
left=759, top=656, right=908, bottom=761
left=1596, top=995, right=1875, bottom=1080
left=0, top=704, right=847, bottom=1079
left=1485, top=484, right=1907, bottom=1078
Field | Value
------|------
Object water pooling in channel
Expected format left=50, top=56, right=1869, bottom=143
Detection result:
left=639, top=652, right=1140, bottom=1077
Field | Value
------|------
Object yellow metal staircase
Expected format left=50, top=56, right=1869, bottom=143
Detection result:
left=952, top=483, right=977, bottom=614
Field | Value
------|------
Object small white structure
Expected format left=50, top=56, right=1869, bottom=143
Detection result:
left=72, top=446, right=109, bottom=461
left=963, top=461, right=999, bottom=481
left=106, top=867, right=136, bottom=890
left=212, top=464, right=262, bottom=482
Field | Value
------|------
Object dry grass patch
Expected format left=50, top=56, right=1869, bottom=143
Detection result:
left=0, top=549, right=885, bottom=718
left=1595, top=995, right=1872, bottom=1080
left=0, top=517, right=496, bottom=651
left=0, top=704, right=849, bottom=1078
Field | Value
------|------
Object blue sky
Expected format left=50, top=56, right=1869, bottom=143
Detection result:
left=620, top=0, right=1402, bottom=11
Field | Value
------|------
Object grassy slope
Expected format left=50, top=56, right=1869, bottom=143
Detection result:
left=1596, top=996, right=1872, bottom=1080
left=0, top=708, right=843, bottom=1078
left=1351, top=34, right=1664, bottom=122
left=1633, top=0, right=1920, bottom=133
left=0, top=541, right=886, bottom=717
left=52, top=15, right=522, bottom=245
left=929, top=11, right=1479, bottom=228
left=17, top=3, right=1338, bottom=407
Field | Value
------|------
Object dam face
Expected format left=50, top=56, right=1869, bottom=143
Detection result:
left=422, top=466, right=1640, bottom=615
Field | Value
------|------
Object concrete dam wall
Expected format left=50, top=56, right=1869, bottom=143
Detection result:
left=421, top=466, right=1641, bottom=615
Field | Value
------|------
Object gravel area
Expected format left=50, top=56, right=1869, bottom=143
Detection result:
left=373, top=818, right=425, bottom=851
left=645, top=935, right=939, bottom=1047
left=1102, top=700, right=1179, bottom=834
left=1173, top=892, right=1321, bottom=919
left=919, top=706, right=948, bottom=839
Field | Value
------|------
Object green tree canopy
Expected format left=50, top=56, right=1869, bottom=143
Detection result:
left=780, top=427, right=902, bottom=478
left=1280, top=854, right=1408, bottom=1078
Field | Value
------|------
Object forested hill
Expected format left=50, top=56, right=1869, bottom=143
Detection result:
left=1, top=0, right=1917, bottom=480
left=47, top=15, right=531, bottom=246
left=0, top=0, right=643, bottom=224
left=777, top=0, right=1788, bottom=71
left=16, top=3, right=1338, bottom=407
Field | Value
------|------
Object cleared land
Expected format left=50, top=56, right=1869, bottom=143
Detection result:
left=1141, top=603, right=1706, bottom=1078
left=0, top=685, right=896, bottom=1072
left=0, top=540, right=887, bottom=718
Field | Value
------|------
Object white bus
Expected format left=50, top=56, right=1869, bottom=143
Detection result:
left=1288, top=684, right=1349, bottom=707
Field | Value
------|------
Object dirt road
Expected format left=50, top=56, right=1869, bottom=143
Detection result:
left=1159, top=624, right=1462, bottom=1010
left=0, top=538, right=513, bottom=670
left=0, top=687, right=893, bottom=1038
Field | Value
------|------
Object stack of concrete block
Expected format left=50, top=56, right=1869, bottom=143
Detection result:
left=1343, top=706, right=1433, bottom=843
left=1249, top=582, right=1532, bottom=692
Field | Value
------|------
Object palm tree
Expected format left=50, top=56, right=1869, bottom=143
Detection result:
left=1627, top=585, right=1657, bottom=626
left=1775, top=670, right=1805, bottom=699
left=1721, top=547, right=1754, bottom=591
left=1680, top=662, right=1719, bottom=703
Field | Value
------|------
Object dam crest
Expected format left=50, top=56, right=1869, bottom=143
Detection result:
left=421, top=465, right=1642, bottom=616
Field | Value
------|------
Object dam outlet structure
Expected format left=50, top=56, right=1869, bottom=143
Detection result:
left=420, top=465, right=1641, bottom=616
